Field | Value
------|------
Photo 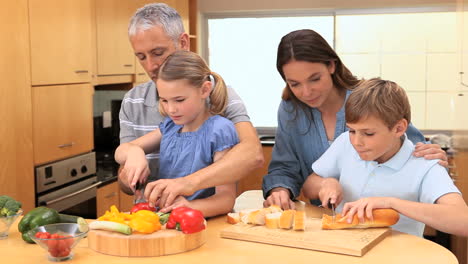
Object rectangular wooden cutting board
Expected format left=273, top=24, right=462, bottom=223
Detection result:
left=220, top=218, right=390, bottom=256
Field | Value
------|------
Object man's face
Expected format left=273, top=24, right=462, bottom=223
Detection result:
left=130, top=26, right=178, bottom=81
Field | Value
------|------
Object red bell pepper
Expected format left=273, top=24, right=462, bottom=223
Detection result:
left=166, top=207, right=206, bottom=234
left=130, top=202, right=156, bottom=214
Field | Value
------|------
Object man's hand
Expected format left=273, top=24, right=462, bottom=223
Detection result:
left=263, top=187, right=295, bottom=210
left=144, top=177, right=196, bottom=208
left=318, top=178, right=343, bottom=208
left=117, top=166, right=134, bottom=195
left=413, top=142, right=448, bottom=168
left=158, top=196, right=191, bottom=213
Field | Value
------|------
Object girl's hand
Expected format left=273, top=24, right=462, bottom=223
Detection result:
left=158, top=196, right=190, bottom=213
left=264, top=187, right=295, bottom=210
left=413, top=142, right=448, bottom=168
left=124, top=145, right=150, bottom=191
left=318, top=178, right=343, bottom=208
left=341, top=197, right=391, bottom=224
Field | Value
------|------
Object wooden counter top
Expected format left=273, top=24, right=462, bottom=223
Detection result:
left=0, top=192, right=459, bottom=263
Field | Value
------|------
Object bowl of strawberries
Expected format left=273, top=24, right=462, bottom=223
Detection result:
left=28, top=223, right=88, bottom=262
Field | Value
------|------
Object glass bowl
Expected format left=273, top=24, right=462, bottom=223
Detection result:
left=28, top=223, right=89, bottom=262
left=0, top=209, right=23, bottom=239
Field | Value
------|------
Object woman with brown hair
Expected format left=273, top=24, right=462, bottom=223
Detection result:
left=262, top=29, right=448, bottom=210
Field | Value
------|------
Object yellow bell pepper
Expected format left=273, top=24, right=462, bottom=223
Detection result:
left=129, top=210, right=161, bottom=234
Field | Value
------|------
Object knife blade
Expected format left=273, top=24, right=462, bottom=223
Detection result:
left=133, top=181, right=147, bottom=204
left=328, top=199, right=336, bottom=223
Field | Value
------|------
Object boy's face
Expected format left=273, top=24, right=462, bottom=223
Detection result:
left=347, top=115, right=406, bottom=164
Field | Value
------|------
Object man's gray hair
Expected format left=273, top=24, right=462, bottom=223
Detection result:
left=128, top=3, right=185, bottom=45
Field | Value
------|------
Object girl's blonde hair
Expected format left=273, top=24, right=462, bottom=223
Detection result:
left=157, top=50, right=228, bottom=116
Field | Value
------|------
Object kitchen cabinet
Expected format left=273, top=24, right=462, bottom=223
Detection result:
left=119, top=188, right=134, bottom=212
left=97, top=182, right=120, bottom=217
left=0, top=0, right=35, bottom=212
left=95, top=0, right=136, bottom=76
left=32, top=84, right=94, bottom=165
left=28, top=0, right=93, bottom=86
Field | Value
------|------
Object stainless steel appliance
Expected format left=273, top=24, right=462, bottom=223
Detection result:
left=35, top=152, right=101, bottom=219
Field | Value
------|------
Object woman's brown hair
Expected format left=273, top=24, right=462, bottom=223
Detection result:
left=157, top=50, right=228, bottom=116
left=277, top=29, right=361, bottom=118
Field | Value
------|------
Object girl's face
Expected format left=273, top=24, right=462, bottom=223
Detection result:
left=347, top=115, right=407, bottom=164
left=157, top=79, right=211, bottom=131
left=282, top=60, right=336, bottom=109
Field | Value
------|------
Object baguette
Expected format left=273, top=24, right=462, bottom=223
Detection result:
left=279, top=210, right=295, bottom=229
left=226, top=212, right=240, bottom=224
left=321, top=208, right=400, bottom=230
left=293, top=210, right=306, bottom=231
left=265, top=212, right=282, bottom=229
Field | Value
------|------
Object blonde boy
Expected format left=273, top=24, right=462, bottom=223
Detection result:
left=303, top=78, right=468, bottom=237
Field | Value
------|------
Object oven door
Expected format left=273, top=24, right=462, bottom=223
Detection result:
left=37, top=176, right=102, bottom=219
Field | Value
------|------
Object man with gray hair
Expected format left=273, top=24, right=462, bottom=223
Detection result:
left=119, top=3, right=263, bottom=211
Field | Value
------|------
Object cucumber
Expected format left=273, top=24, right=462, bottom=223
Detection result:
left=58, top=213, right=84, bottom=224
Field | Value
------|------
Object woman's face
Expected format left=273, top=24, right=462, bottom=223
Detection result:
left=282, top=60, right=336, bottom=108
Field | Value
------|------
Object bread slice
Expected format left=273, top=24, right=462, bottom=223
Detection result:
left=265, top=212, right=282, bottom=229
left=226, top=212, right=240, bottom=224
left=267, top=205, right=283, bottom=213
left=250, top=208, right=272, bottom=225
left=239, top=209, right=257, bottom=224
left=321, top=208, right=400, bottom=230
left=293, top=210, right=306, bottom=231
left=279, top=209, right=295, bottom=229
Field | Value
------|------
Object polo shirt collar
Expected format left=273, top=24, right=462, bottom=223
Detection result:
left=144, top=81, right=158, bottom=107
left=380, top=134, right=414, bottom=171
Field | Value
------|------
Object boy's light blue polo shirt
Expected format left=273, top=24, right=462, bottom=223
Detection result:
left=312, top=131, right=460, bottom=237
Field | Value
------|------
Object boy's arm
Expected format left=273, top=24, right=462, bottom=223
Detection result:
left=302, top=173, right=342, bottom=207
left=146, top=121, right=263, bottom=208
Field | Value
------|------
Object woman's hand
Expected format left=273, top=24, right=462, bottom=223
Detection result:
left=264, top=187, right=295, bottom=210
left=341, top=197, right=392, bottom=224
left=123, top=145, right=150, bottom=191
left=413, top=142, right=448, bottom=168
left=318, top=178, right=343, bottom=208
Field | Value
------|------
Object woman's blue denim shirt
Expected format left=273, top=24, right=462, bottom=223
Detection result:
left=262, top=90, right=426, bottom=199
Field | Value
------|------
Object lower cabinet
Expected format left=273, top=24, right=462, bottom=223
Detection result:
left=96, top=181, right=136, bottom=216
left=237, top=145, right=272, bottom=196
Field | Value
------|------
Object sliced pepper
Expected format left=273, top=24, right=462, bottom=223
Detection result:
left=130, top=202, right=156, bottom=214
left=166, top=207, right=205, bottom=234
left=129, top=210, right=161, bottom=234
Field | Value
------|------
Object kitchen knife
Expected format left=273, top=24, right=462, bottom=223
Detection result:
left=328, top=199, right=336, bottom=223
left=134, top=181, right=147, bottom=204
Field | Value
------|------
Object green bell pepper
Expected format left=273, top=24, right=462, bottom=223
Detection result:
left=18, top=206, right=60, bottom=243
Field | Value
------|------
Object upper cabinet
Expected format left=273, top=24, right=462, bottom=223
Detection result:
left=95, top=0, right=135, bottom=75
left=29, top=0, right=93, bottom=86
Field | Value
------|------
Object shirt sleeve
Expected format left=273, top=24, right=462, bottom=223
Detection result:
left=262, top=101, right=303, bottom=199
left=210, top=117, right=239, bottom=153
left=311, top=132, right=348, bottom=179
left=223, top=85, right=251, bottom=124
left=119, top=96, right=136, bottom=144
left=419, top=162, right=461, bottom=204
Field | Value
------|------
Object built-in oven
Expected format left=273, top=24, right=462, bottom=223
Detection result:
left=35, top=152, right=101, bottom=219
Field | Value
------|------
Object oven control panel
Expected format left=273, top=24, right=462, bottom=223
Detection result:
left=35, top=152, right=96, bottom=194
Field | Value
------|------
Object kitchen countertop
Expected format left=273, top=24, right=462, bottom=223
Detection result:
left=1, top=192, right=459, bottom=264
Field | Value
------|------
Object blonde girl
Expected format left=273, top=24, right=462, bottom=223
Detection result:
left=115, top=50, right=238, bottom=217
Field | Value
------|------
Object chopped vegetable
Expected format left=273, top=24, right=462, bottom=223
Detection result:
left=129, top=210, right=161, bottom=234
left=166, top=207, right=206, bottom=234
left=130, top=202, right=156, bottom=213
left=89, top=221, right=132, bottom=235
left=156, top=212, right=170, bottom=225
left=0, top=195, right=22, bottom=216
left=34, top=231, right=73, bottom=258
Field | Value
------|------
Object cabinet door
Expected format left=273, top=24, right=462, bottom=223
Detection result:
left=29, top=0, right=93, bottom=85
left=97, top=182, right=120, bottom=217
left=119, top=189, right=135, bottom=213
left=32, top=84, right=94, bottom=165
left=96, top=0, right=136, bottom=75
left=0, top=0, right=35, bottom=212
left=237, top=145, right=272, bottom=196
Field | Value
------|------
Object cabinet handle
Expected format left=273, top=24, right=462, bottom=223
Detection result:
left=123, top=64, right=133, bottom=67
left=138, top=73, right=146, bottom=75
left=57, top=142, right=75, bottom=148
left=74, top=70, right=89, bottom=74
left=105, top=192, right=117, bottom=199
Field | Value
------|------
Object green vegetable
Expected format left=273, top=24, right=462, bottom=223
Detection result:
left=89, top=220, right=132, bottom=235
left=18, top=207, right=60, bottom=243
left=156, top=212, right=170, bottom=225
left=0, top=195, right=21, bottom=216
left=58, top=213, right=84, bottom=224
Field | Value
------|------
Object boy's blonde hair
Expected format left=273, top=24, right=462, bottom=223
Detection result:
left=157, top=50, right=228, bottom=116
left=345, top=78, right=411, bottom=129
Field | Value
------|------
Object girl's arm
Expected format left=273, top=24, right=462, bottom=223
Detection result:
left=115, top=128, right=162, bottom=163
left=342, top=193, right=468, bottom=237
left=158, top=148, right=236, bottom=217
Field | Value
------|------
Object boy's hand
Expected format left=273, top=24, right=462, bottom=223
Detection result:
left=264, top=187, right=295, bottom=210
left=413, top=142, right=448, bottom=168
left=341, top=197, right=391, bottom=224
left=318, top=178, right=343, bottom=208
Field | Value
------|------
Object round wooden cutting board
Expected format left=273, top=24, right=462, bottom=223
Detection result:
left=88, top=227, right=207, bottom=257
